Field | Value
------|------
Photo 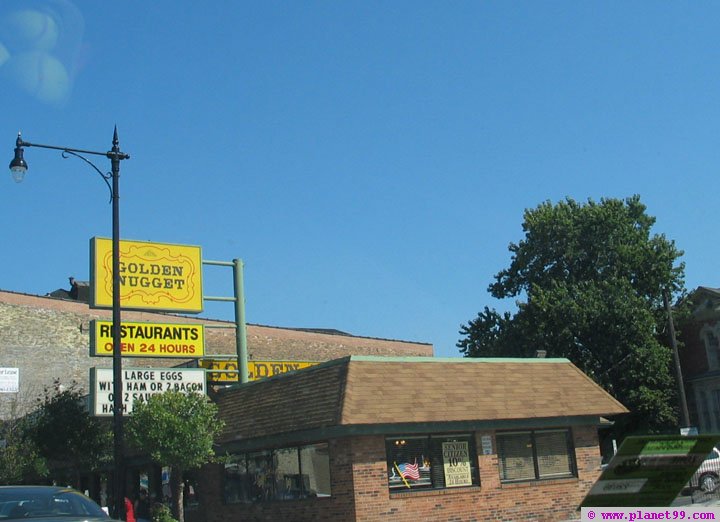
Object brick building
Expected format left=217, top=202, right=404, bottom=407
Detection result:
left=0, top=288, right=626, bottom=520
left=190, top=356, right=627, bottom=522
left=0, top=288, right=432, bottom=420
left=678, top=286, right=720, bottom=433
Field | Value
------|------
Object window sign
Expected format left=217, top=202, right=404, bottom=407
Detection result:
left=0, top=368, right=19, bottom=393
left=481, top=435, right=493, bottom=455
left=442, top=441, right=472, bottom=487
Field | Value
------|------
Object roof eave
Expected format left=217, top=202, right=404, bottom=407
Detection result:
left=219, top=414, right=622, bottom=453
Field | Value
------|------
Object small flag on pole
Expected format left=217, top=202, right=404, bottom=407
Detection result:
left=397, top=462, right=420, bottom=480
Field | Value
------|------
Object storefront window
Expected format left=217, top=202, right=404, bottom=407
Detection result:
left=248, top=450, right=274, bottom=501
left=224, top=443, right=332, bottom=503
left=300, top=444, right=331, bottom=497
left=497, top=429, right=576, bottom=482
left=224, top=454, right=250, bottom=503
left=275, top=447, right=301, bottom=500
left=385, top=434, right=479, bottom=491
left=496, top=432, right=535, bottom=481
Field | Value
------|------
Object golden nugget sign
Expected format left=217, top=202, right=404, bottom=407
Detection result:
left=90, top=238, right=203, bottom=313
left=90, top=320, right=205, bottom=358
left=199, top=359, right=318, bottom=383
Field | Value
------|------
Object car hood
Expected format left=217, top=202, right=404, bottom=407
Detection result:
left=5, top=519, right=121, bottom=522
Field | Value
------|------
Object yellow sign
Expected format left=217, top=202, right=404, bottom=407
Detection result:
left=199, top=359, right=318, bottom=383
left=90, top=238, right=203, bottom=313
left=90, top=320, right=205, bottom=358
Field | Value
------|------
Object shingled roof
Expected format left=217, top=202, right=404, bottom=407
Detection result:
left=216, top=356, right=628, bottom=451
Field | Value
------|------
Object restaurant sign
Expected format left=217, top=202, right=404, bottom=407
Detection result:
left=90, top=320, right=205, bottom=358
left=90, top=237, right=203, bottom=313
left=90, top=367, right=206, bottom=416
left=199, top=359, right=318, bottom=383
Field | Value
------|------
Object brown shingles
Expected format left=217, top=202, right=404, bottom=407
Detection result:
left=217, top=359, right=349, bottom=440
left=217, top=357, right=628, bottom=444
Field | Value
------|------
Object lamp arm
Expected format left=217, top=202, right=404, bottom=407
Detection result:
left=61, top=149, right=114, bottom=203
left=19, top=139, right=128, bottom=159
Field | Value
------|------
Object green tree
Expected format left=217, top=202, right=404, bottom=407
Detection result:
left=126, top=392, right=224, bottom=522
left=29, top=380, right=111, bottom=486
left=458, top=196, right=685, bottom=437
left=0, top=416, right=47, bottom=485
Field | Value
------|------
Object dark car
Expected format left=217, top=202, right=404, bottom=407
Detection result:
left=0, top=486, right=119, bottom=521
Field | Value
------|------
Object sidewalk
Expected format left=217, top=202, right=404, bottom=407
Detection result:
left=672, top=490, right=720, bottom=507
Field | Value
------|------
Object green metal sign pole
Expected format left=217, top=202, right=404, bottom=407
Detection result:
left=203, top=258, right=249, bottom=384
left=233, top=259, right=249, bottom=384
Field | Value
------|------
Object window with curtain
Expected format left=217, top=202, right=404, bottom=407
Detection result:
left=497, top=429, right=576, bottom=482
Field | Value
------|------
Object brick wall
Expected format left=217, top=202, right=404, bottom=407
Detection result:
left=0, top=291, right=432, bottom=419
left=190, top=427, right=600, bottom=522
left=0, top=300, right=113, bottom=419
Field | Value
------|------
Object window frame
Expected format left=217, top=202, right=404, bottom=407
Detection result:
left=223, top=442, right=331, bottom=503
left=496, top=428, right=577, bottom=483
left=701, top=325, right=720, bottom=371
left=385, top=433, right=480, bottom=492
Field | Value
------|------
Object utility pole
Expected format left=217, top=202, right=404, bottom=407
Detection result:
left=663, top=288, right=691, bottom=429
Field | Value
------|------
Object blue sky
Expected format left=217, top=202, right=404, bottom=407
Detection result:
left=1, top=1, right=719, bottom=358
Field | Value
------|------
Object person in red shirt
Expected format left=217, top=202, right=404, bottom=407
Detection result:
left=124, top=497, right=136, bottom=522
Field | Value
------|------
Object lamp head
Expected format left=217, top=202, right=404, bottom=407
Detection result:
left=9, top=133, right=28, bottom=182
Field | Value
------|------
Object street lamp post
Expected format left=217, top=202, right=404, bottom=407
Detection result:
left=9, top=128, right=130, bottom=518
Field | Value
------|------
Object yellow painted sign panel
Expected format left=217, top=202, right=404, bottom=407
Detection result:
left=199, top=359, right=318, bottom=383
left=90, top=320, right=205, bottom=358
left=90, top=237, right=203, bottom=313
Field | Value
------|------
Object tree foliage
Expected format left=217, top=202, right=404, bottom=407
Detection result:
left=0, top=380, right=110, bottom=486
left=126, top=391, right=224, bottom=522
left=458, top=196, right=685, bottom=436
left=0, top=416, right=47, bottom=485
left=29, top=380, right=112, bottom=485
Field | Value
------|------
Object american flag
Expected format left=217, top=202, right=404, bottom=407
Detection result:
left=397, top=462, right=420, bottom=481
